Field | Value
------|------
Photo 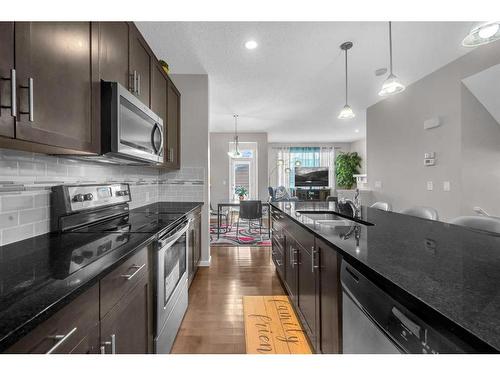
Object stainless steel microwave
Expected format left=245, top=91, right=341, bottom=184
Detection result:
left=92, top=81, right=164, bottom=165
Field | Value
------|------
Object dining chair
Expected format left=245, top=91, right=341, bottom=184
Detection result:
left=401, top=206, right=439, bottom=220
left=370, top=202, right=392, bottom=211
left=237, top=200, right=263, bottom=241
left=449, top=215, right=500, bottom=234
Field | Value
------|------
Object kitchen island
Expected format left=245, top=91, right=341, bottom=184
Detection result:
left=270, top=201, right=500, bottom=353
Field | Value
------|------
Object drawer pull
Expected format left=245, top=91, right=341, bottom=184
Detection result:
left=46, top=327, right=77, bottom=354
left=120, top=263, right=146, bottom=280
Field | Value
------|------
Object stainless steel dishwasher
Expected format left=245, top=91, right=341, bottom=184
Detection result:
left=341, top=260, right=472, bottom=354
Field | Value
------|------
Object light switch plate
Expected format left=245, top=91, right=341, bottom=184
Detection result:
left=443, top=181, right=451, bottom=192
left=427, top=181, right=433, bottom=191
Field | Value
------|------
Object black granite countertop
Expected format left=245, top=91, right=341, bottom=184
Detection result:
left=271, top=201, right=500, bottom=353
left=0, top=201, right=203, bottom=352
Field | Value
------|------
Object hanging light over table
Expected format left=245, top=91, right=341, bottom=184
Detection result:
left=338, top=41, right=356, bottom=120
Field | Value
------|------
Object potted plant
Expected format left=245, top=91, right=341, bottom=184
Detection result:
left=335, top=152, right=362, bottom=189
left=235, top=186, right=248, bottom=200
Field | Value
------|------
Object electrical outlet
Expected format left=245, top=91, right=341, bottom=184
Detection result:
left=427, top=181, right=433, bottom=191
left=443, top=181, right=451, bottom=192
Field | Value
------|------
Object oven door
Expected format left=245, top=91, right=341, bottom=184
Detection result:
left=104, top=82, right=164, bottom=164
left=155, top=220, right=190, bottom=329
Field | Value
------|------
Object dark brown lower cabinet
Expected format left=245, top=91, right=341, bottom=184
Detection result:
left=297, top=242, right=320, bottom=351
left=100, top=273, right=151, bottom=354
left=284, top=235, right=298, bottom=303
left=5, top=284, right=100, bottom=354
left=317, top=237, right=342, bottom=354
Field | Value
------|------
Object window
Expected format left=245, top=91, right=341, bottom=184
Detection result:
left=289, top=147, right=321, bottom=188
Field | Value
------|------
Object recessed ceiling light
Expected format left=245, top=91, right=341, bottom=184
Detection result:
left=245, top=40, right=258, bottom=50
left=355, top=129, right=360, bottom=133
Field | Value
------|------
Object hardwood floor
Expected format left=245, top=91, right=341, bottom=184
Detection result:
left=171, top=246, right=285, bottom=354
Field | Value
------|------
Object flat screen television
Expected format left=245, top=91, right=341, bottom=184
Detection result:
left=294, top=167, right=329, bottom=187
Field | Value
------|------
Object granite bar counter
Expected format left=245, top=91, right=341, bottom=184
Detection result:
left=271, top=201, right=500, bottom=352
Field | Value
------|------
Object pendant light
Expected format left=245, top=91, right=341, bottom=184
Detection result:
left=338, top=41, right=355, bottom=120
left=227, top=114, right=241, bottom=158
left=462, top=22, right=500, bottom=47
left=379, top=22, right=406, bottom=97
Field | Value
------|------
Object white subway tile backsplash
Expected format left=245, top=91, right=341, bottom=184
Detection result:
left=0, top=146, right=206, bottom=246
left=2, top=223, right=34, bottom=244
left=0, top=212, right=19, bottom=228
left=19, top=207, right=49, bottom=225
left=1, top=195, right=34, bottom=212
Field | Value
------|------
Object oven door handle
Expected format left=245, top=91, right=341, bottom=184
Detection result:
left=158, top=220, right=192, bottom=249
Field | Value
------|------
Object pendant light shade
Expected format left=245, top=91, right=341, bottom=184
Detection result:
left=338, top=41, right=355, bottom=120
left=462, top=22, right=500, bottom=47
left=379, top=22, right=406, bottom=97
left=227, top=114, right=241, bottom=158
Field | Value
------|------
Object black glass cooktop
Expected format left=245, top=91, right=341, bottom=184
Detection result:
left=71, top=212, right=185, bottom=234
left=131, top=201, right=201, bottom=215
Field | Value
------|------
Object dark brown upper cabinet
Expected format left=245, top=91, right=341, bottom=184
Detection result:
left=129, top=25, right=151, bottom=106
left=13, top=22, right=99, bottom=154
left=151, top=62, right=167, bottom=142
left=98, top=22, right=130, bottom=89
left=0, top=22, right=15, bottom=139
left=165, top=78, right=181, bottom=169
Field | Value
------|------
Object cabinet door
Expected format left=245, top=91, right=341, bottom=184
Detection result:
left=151, top=63, right=167, bottom=123
left=165, top=79, right=181, bottom=169
left=98, top=22, right=129, bottom=88
left=14, top=22, right=99, bottom=153
left=284, top=235, right=298, bottom=301
left=129, top=25, right=151, bottom=105
left=318, top=238, right=342, bottom=354
left=100, top=274, right=151, bottom=354
left=297, top=243, right=319, bottom=350
left=0, top=22, right=15, bottom=138
left=193, top=214, right=202, bottom=266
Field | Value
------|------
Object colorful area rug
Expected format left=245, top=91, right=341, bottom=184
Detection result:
left=210, top=220, right=271, bottom=247
left=243, top=295, right=312, bottom=354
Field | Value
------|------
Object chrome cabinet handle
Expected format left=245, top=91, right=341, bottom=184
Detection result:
left=0, top=69, right=16, bottom=117
left=132, top=70, right=138, bottom=93
left=120, top=263, right=145, bottom=280
left=311, top=247, right=315, bottom=273
left=169, top=148, right=174, bottom=163
left=102, top=334, right=116, bottom=354
left=137, top=73, right=141, bottom=96
left=46, top=327, right=77, bottom=354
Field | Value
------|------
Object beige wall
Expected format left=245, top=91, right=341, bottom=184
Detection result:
left=210, top=132, right=268, bottom=206
left=167, top=74, right=211, bottom=264
left=367, top=41, right=500, bottom=221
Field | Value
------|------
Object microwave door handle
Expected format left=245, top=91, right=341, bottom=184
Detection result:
left=151, top=124, right=159, bottom=154
left=158, top=125, right=164, bottom=156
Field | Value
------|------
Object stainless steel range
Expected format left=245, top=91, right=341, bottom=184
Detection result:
left=50, top=183, right=190, bottom=353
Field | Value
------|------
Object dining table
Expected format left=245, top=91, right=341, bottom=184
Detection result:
left=216, top=201, right=271, bottom=239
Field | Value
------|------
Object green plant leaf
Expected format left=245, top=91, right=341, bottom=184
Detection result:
left=335, top=152, right=361, bottom=189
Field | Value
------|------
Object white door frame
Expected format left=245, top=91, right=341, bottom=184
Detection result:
left=228, top=142, right=258, bottom=201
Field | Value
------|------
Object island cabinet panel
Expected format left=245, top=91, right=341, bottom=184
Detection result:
left=0, top=22, right=15, bottom=138
left=129, top=24, right=151, bottom=106
left=284, top=234, right=298, bottom=302
left=297, top=240, right=320, bottom=351
left=164, top=78, right=181, bottom=169
left=14, top=22, right=99, bottom=154
left=98, top=22, right=130, bottom=88
left=100, top=272, right=152, bottom=354
left=5, top=284, right=100, bottom=354
left=317, top=237, right=342, bottom=354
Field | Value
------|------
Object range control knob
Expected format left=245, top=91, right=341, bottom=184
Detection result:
left=116, top=190, right=129, bottom=197
left=83, top=193, right=94, bottom=201
left=73, top=194, right=84, bottom=202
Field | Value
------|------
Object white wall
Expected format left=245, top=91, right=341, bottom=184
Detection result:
left=210, top=132, right=268, bottom=206
left=164, top=74, right=211, bottom=265
left=367, top=41, right=500, bottom=221
left=350, top=138, right=367, bottom=174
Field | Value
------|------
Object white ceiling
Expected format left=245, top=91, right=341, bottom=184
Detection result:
left=136, top=21, right=476, bottom=143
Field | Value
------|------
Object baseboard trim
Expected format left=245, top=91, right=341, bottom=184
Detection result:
left=198, top=256, right=211, bottom=267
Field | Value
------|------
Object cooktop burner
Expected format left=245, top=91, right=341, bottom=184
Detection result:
left=71, top=212, right=185, bottom=234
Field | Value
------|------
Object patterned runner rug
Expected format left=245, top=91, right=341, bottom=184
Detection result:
left=210, top=220, right=271, bottom=247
